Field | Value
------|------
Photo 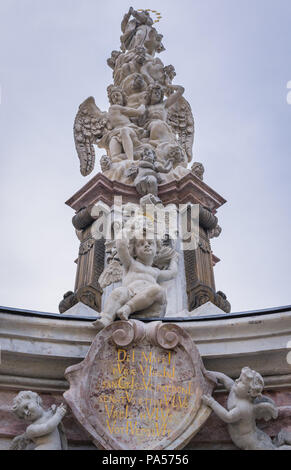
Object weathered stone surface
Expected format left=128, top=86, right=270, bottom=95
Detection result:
left=189, top=301, right=227, bottom=317
left=64, top=320, right=215, bottom=450
left=64, top=302, right=98, bottom=318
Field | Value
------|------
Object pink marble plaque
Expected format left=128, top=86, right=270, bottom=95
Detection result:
left=64, top=320, right=215, bottom=450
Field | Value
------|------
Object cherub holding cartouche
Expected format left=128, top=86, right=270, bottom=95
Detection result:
left=202, top=367, right=291, bottom=450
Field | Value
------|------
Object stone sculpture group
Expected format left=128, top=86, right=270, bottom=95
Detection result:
left=9, top=8, right=291, bottom=451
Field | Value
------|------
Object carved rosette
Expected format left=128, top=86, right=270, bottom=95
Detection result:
left=64, top=320, right=215, bottom=450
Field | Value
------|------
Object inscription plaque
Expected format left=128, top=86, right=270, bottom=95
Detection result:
left=64, top=321, right=215, bottom=450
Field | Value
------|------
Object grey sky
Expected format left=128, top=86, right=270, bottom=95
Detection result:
left=0, top=0, right=290, bottom=314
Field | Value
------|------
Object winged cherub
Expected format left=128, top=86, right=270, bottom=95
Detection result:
left=74, top=86, right=146, bottom=176
left=10, top=391, right=67, bottom=450
left=93, top=228, right=178, bottom=329
left=202, top=367, right=291, bottom=450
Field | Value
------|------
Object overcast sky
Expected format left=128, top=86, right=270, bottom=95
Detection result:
left=0, top=0, right=290, bottom=314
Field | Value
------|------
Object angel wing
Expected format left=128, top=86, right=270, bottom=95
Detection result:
left=167, top=96, right=194, bottom=163
left=9, top=434, right=32, bottom=450
left=74, top=97, right=108, bottom=176
left=254, top=396, right=278, bottom=421
left=99, top=259, right=123, bottom=288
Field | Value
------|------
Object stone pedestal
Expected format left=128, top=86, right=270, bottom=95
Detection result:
left=60, top=173, right=230, bottom=316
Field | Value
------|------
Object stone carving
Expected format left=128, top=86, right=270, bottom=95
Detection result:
left=10, top=391, right=67, bottom=450
left=208, top=224, right=222, bottom=239
left=202, top=368, right=291, bottom=450
left=64, top=320, right=216, bottom=450
left=98, top=242, right=123, bottom=289
left=94, top=229, right=178, bottom=329
left=120, top=8, right=164, bottom=55
left=73, top=7, right=194, bottom=187
left=191, top=162, right=204, bottom=180
left=59, top=291, right=77, bottom=314
left=127, top=147, right=173, bottom=197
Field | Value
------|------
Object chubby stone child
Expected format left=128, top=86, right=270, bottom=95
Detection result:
left=93, top=232, right=178, bottom=328
left=10, top=391, right=67, bottom=450
left=202, top=367, right=291, bottom=450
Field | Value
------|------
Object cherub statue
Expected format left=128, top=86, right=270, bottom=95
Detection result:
left=10, top=391, right=67, bottom=450
left=74, top=87, right=146, bottom=175
left=191, top=161, right=205, bottom=180
left=129, top=147, right=173, bottom=197
left=202, top=367, right=291, bottom=450
left=93, top=228, right=178, bottom=328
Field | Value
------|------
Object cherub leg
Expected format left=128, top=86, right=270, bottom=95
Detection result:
left=117, top=285, right=165, bottom=320
left=109, top=136, right=123, bottom=158
left=120, top=128, right=134, bottom=160
left=93, top=287, right=130, bottom=328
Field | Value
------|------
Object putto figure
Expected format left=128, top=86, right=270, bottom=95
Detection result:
left=10, top=391, right=67, bottom=450
left=202, top=367, right=291, bottom=450
left=93, top=229, right=178, bottom=329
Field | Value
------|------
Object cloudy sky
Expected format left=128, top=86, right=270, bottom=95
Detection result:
left=0, top=0, right=290, bottom=314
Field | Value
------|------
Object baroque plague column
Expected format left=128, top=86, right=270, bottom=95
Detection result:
left=59, top=7, right=230, bottom=318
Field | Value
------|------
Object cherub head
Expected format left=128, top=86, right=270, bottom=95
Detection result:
left=129, top=235, right=157, bottom=266
left=142, top=147, right=156, bottom=164
left=164, top=65, right=176, bottom=81
left=147, top=83, right=164, bottom=105
left=107, top=85, right=125, bottom=106
left=234, top=367, right=264, bottom=399
left=134, top=46, right=147, bottom=65
left=167, top=145, right=184, bottom=164
left=191, top=162, right=205, bottom=181
left=12, top=391, right=44, bottom=422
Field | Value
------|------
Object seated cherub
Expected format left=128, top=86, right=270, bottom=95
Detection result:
left=10, top=391, right=67, bottom=450
left=202, top=367, right=291, bottom=450
left=93, top=229, right=178, bottom=328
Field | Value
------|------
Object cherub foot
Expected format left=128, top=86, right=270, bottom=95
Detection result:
left=92, top=314, right=112, bottom=329
left=117, top=305, right=132, bottom=321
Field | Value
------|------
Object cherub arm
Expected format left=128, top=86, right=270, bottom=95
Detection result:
left=155, top=160, right=173, bottom=173
left=26, top=405, right=66, bottom=439
left=202, top=395, right=241, bottom=424
left=164, top=85, right=185, bottom=109
left=207, top=371, right=235, bottom=391
left=121, top=7, right=133, bottom=33
left=119, top=104, right=146, bottom=118
left=116, top=239, right=132, bottom=270
left=157, top=256, right=178, bottom=282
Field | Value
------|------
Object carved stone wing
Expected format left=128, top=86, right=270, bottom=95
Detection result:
left=254, top=396, right=278, bottom=421
left=167, top=96, right=194, bottom=163
left=98, top=259, right=123, bottom=289
left=74, top=97, right=108, bottom=176
left=9, top=434, right=32, bottom=450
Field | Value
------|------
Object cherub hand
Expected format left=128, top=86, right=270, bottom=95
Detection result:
left=56, top=403, right=67, bottom=419
left=202, top=395, right=215, bottom=408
